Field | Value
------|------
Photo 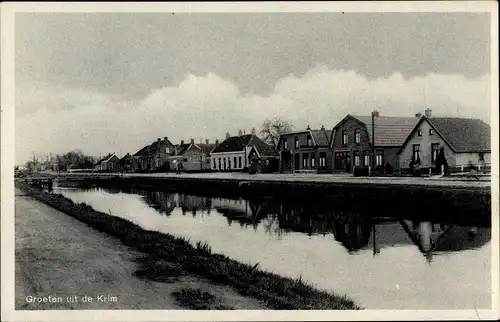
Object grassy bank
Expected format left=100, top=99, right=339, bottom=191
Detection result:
left=16, top=182, right=361, bottom=310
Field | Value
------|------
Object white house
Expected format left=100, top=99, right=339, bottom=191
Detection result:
left=209, top=129, right=271, bottom=171
left=398, top=110, right=491, bottom=169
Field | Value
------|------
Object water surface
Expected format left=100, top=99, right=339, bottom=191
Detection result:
left=51, top=184, right=491, bottom=309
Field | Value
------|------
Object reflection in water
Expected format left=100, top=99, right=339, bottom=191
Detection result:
left=51, top=184, right=491, bottom=309
left=109, top=187, right=491, bottom=260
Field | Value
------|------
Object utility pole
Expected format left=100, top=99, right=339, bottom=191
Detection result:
left=371, top=110, right=378, bottom=174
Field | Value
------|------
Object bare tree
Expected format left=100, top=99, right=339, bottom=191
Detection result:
left=260, top=117, right=293, bottom=147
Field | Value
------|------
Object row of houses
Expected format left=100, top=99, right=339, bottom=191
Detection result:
left=278, top=109, right=490, bottom=174
left=95, top=109, right=491, bottom=174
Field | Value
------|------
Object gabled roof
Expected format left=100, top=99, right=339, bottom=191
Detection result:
left=352, top=115, right=419, bottom=147
left=428, top=117, right=490, bottom=153
left=210, top=134, right=254, bottom=153
left=398, top=116, right=491, bottom=154
left=249, top=143, right=279, bottom=158
left=133, top=144, right=150, bottom=157
left=279, top=128, right=332, bottom=148
left=195, top=143, right=216, bottom=155
left=310, top=129, right=332, bottom=146
left=174, top=143, right=191, bottom=156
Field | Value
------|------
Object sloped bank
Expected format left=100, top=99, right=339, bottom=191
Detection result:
left=16, top=182, right=360, bottom=310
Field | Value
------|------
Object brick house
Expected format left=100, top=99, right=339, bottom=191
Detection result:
left=277, top=125, right=333, bottom=173
left=132, top=137, right=176, bottom=172
left=94, top=153, right=120, bottom=172
left=248, top=144, right=279, bottom=173
left=330, top=114, right=419, bottom=172
left=168, top=139, right=215, bottom=172
left=397, top=111, right=491, bottom=170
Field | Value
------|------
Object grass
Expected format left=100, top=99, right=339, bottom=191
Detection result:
left=171, top=287, right=232, bottom=310
left=17, top=182, right=361, bottom=310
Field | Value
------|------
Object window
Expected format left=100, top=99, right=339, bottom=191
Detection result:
left=302, top=153, right=309, bottom=168
left=223, top=158, right=227, bottom=170
left=376, top=151, right=383, bottom=166
left=412, top=144, right=421, bottom=162
left=166, top=147, right=170, bottom=154
left=228, top=158, right=231, bottom=169
left=307, top=135, right=312, bottom=147
left=479, top=152, right=485, bottom=162
left=355, top=129, right=361, bottom=144
left=429, top=129, right=434, bottom=135
left=295, top=136, right=299, bottom=148
left=363, top=151, right=370, bottom=167
left=238, top=156, right=242, bottom=168
left=342, top=130, right=348, bottom=145
left=213, top=158, right=216, bottom=169
left=354, top=151, right=360, bottom=167
left=319, top=152, right=327, bottom=167
left=284, top=139, right=288, bottom=150
left=417, top=129, right=422, bottom=136
left=311, top=152, right=316, bottom=167
left=431, top=143, right=439, bottom=163
left=218, top=158, right=221, bottom=170
left=233, top=157, right=237, bottom=168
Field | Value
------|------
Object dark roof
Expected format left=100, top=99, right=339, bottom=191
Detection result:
left=196, top=143, right=216, bottom=155
left=428, top=117, right=491, bottom=152
left=133, top=145, right=150, bottom=157
left=310, top=129, right=332, bottom=146
left=174, top=144, right=191, bottom=156
left=120, top=153, right=133, bottom=161
left=351, top=115, right=419, bottom=147
left=211, top=134, right=254, bottom=153
left=279, top=128, right=332, bottom=147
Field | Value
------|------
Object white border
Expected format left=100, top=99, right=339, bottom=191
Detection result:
left=1, top=2, right=499, bottom=321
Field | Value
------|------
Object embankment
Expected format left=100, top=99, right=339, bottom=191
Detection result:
left=16, top=182, right=361, bottom=310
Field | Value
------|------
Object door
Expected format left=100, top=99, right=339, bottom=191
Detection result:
left=345, top=154, right=352, bottom=172
left=294, top=153, right=300, bottom=170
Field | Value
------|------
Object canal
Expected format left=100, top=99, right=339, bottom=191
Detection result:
left=49, top=182, right=491, bottom=310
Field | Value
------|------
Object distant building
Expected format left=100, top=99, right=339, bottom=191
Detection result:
left=248, top=144, right=279, bottom=173
left=209, top=129, right=271, bottom=172
left=119, top=153, right=134, bottom=172
left=398, top=111, right=491, bottom=169
left=330, top=114, right=419, bottom=172
left=131, top=137, right=175, bottom=172
left=277, top=125, right=332, bottom=173
left=168, top=139, right=215, bottom=172
left=94, top=153, right=120, bottom=172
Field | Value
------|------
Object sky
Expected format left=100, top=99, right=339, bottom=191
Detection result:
left=15, top=12, right=492, bottom=164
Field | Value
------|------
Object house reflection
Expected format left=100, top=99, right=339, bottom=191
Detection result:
left=106, top=187, right=491, bottom=260
left=400, top=220, right=491, bottom=262
left=212, top=197, right=270, bottom=231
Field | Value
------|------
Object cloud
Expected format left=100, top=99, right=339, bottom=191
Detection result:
left=15, top=67, right=491, bottom=164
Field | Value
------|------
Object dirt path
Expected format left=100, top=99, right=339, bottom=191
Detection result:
left=15, top=188, right=265, bottom=310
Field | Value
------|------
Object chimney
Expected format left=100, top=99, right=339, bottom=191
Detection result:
left=321, top=125, right=325, bottom=130
left=306, top=125, right=311, bottom=130
left=415, top=112, right=422, bottom=118
left=425, top=108, right=432, bottom=118
left=215, top=139, right=219, bottom=145
left=190, top=138, right=194, bottom=144
left=164, top=136, right=168, bottom=142
left=251, top=127, right=256, bottom=135
left=238, top=129, right=243, bottom=136
left=226, top=132, right=230, bottom=139
left=157, top=138, right=161, bottom=142
left=181, top=140, right=185, bottom=145
left=205, top=139, right=209, bottom=144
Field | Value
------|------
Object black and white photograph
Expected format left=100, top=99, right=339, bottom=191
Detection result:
left=1, top=1, right=498, bottom=321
